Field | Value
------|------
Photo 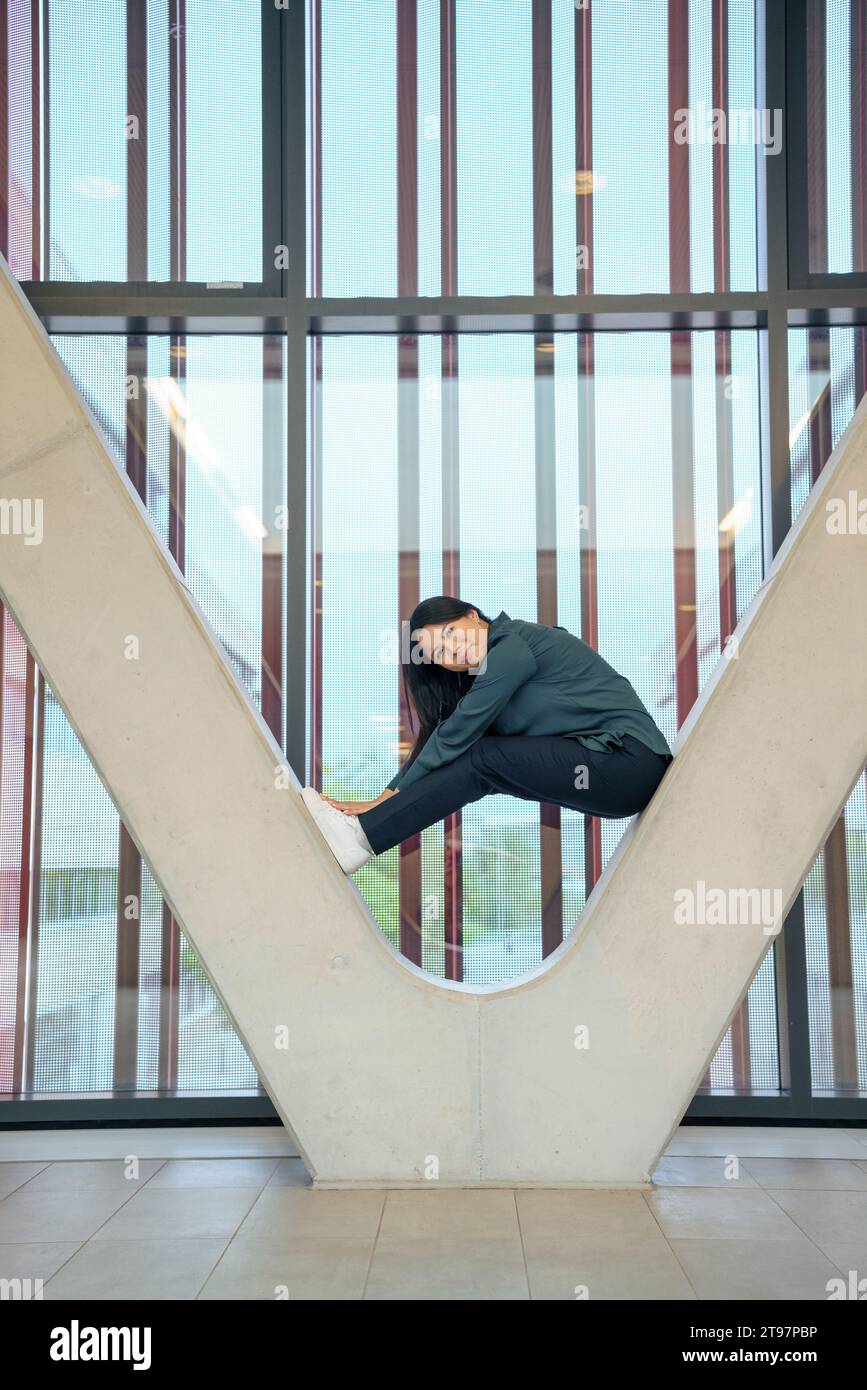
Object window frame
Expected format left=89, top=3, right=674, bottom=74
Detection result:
left=4, top=0, right=864, bottom=1126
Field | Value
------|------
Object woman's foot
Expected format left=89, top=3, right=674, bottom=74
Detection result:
left=301, top=787, right=374, bottom=874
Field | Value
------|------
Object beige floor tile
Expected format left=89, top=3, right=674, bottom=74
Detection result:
left=766, top=1188, right=867, bottom=1246
left=524, top=1234, right=695, bottom=1300
left=813, top=1243, right=867, bottom=1289
left=669, top=1238, right=843, bottom=1300
left=43, top=1238, right=226, bottom=1300
left=666, top=1127, right=867, bottom=1160
left=198, top=1235, right=372, bottom=1300
left=147, top=1158, right=280, bottom=1189
left=379, top=1189, right=519, bottom=1241
left=741, top=1158, right=867, bottom=1190
left=0, top=1188, right=138, bottom=1244
left=516, top=1189, right=661, bottom=1243
left=644, top=1186, right=805, bottom=1241
left=365, top=1236, right=528, bottom=1300
left=651, top=1156, right=759, bottom=1188
left=90, top=1186, right=262, bottom=1242
left=18, top=1159, right=165, bottom=1193
left=0, top=1126, right=295, bottom=1163
left=265, top=1159, right=311, bottom=1188
left=0, top=1242, right=81, bottom=1288
left=0, top=1162, right=51, bottom=1194
left=237, top=1187, right=385, bottom=1241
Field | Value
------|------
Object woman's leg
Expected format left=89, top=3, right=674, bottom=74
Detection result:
left=357, top=732, right=671, bottom=856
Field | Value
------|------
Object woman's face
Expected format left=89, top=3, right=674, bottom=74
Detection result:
left=417, top=611, right=487, bottom=671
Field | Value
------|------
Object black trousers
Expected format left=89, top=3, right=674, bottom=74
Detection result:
left=357, top=732, right=673, bottom=856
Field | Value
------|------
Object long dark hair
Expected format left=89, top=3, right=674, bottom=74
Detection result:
left=398, top=595, right=493, bottom=774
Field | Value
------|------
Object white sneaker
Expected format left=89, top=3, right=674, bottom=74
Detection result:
left=300, top=787, right=374, bottom=874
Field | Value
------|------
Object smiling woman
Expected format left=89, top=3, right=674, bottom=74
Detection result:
left=302, top=595, right=674, bottom=873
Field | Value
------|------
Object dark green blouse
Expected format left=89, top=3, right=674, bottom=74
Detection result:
left=388, top=610, right=673, bottom=794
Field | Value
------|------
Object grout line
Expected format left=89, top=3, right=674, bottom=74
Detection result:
left=513, top=1190, right=533, bottom=1301
left=36, top=1159, right=171, bottom=1293
left=359, top=1192, right=388, bottom=1302
left=756, top=1183, right=862, bottom=1273
left=641, top=1190, right=703, bottom=1301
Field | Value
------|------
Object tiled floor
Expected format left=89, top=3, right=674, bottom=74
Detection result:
left=1, top=1126, right=867, bottom=1299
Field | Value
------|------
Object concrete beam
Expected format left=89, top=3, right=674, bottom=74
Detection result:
left=1, top=255, right=865, bottom=1185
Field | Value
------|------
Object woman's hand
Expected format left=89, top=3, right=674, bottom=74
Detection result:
left=322, top=788, right=398, bottom=815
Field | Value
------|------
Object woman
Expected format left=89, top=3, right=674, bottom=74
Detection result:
left=302, top=596, right=674, bottom=874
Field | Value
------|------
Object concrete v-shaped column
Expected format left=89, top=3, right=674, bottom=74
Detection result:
left=1, top=256, right=865, bottom=1186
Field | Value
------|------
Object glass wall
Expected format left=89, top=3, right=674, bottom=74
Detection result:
left=0, top=0, right=864, bottom=1112
left=788, top=326, right=867, bottom=1095
left=311, top=0, right=761, bottom=296
left=799, top=0, right=867, bottom=277
left=2, top=334, right=286, bottom=1097
left=2, top=0, right=263, bottom=282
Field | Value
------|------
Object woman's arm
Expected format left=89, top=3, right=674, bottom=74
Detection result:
left=322, top=633, right=537, bottom=812
left=391, top=633, right=538, bottom=795
left=323, top=788, right=398, bottom=814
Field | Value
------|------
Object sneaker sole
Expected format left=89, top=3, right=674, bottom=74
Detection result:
left=300, top=787, right=369, bottom=874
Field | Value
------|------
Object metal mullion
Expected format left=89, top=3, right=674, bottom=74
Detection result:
left=715, top=330, right=752, bottom=1093
left=532, top=0, right=553, bottom=295
left=715, top=335, right=737, bottom=645
left=113, top=337, right=148, bottom=1095
left=669, top=5, right=699, bottom=725
left=168, top=0, right=186, bottom=283
left=441, top=0, right=456, bottom=298
left=785, top=0, right=810, bottom=288
left=21, top=667, right=44, bottom=1095
left=397, top=338, right=422, bottom=967
left=0, top=0, right=8, bottom=263
left=396, top=5, right=422, bottom=967
left=13, top=651, right=37, bottom=1095
left=441, top=331, right=462, bottom=983
left=308, top=334, right=322, bottom=793
left=763, top=0, right=813, bottom=1115
left=397, top=0, right=418, bottom=297
left=574, top=0, right=592, bottom=297
left=12, top=1091, right=867, bottom=1125
left=807, top=336, right=859, bottom=1096
left=804, top=0, right=828, bottom=275
left=310, top=0, right=321, bottom=303
left=532, top=5, right=561, bottom=959
left=440, top=3, right=462, bottom=983
left=670, top=336, right=699, bottom=726
left=534, top=335, right=562, bottom=960
left=851, top=0, right=867, bottom=275
left=577, top=334, right=602, bottom=898
left=126, top=0, right=148, bottom=282
left=115, top=823, right=143, bottom=1094
left=28, top=286, right=772, bottom=309
left=157, top=333, right=186, bottom=1092
left=284, top=0, right=307, bottom=789
left=31, top=292, right=867, bottom=337
left=822, top=816, right=858, bottom=1093
left=261, top=335, right=285, bottom=744
left=32, top=0, right=43, bottom=278
left=668, top=0, right=691, bottom=294
left=260, top=0, right=285, bottom=299
left=712, top=0, right=731, bottom=294
left=573, top=2, right=601, bottom=901
left=309, top=292, right=769, bottom=332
